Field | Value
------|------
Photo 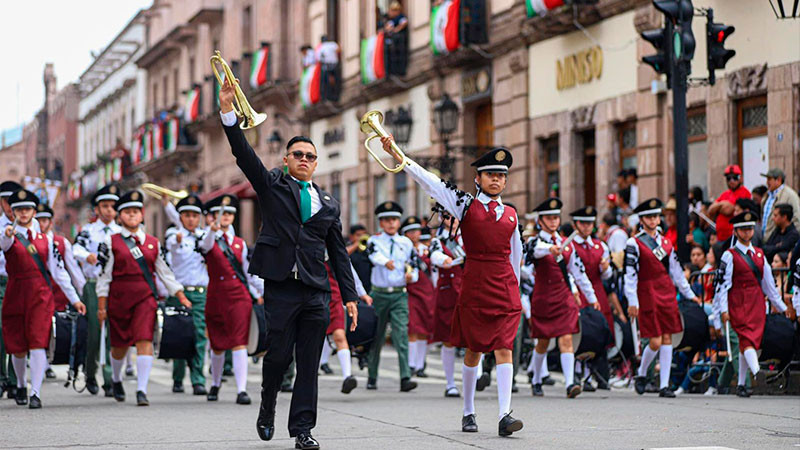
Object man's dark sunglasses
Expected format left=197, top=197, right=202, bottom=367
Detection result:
left=288, top=151, right=318, bottom=162
left=725, top=175, right=740, bottom=181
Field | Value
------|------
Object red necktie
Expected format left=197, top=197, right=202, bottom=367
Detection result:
left=28, top=230, right=33, bottom=241
left=487, top=200, right=498, bottom=219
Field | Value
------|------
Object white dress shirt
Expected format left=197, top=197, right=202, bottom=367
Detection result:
left=164, top=201, right=181, bottom=228
left=623, top=231, right=696, bottom=308
left=0, top=223, right=81, bottom=305
left=713, top=241, right=786, bottom=316
left=367, top=232, right=419, bottom=288
left=533, top=230, right=598, bottom=304
left=605, top=224, right=629, bottom=254
left=629, top=184, right=639, bottom=209
left=73, top=219, right=122, bottom=280
left=792, top=258, right=800, bottom=311
left=95, top=227, right=183, bottom=298
left=165, top=225, right=209, bottom=287
left=289, top=174, right=322, bottom=217
left=573, top=235, right=614, bottom=281
left=199, top=225, right=262, bottom=299
left=48, top=230, right=87, bottom=295
left=404, top=159, right=522, bottom=285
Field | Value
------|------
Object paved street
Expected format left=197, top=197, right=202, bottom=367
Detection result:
left=1, top=347, right=798, bottom=449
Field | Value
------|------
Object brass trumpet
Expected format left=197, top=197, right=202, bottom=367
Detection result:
left=360, top=110, right=408, bottom=173
left=210, top=50, right=267, bottom=130
left=140, top=183, right=188, bottom=201
left=357, top=234, right=370, bottom=252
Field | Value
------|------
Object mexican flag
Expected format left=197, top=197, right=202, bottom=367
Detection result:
left=184, top=86, right=200, bottom=122
left=67, top=181, right=81, bottom=201
left=360, top=31, right=386, bottom=84
left=97, top=164, right=106, bottom=189
left=143, top=126, right=153, bottom=162
left=152, top=121, right=163, bottom=159
left=431, top=0, right=460, bottom=55
left=132, top=129, right=142, bottom=165
left=250, top=44, right=270, bottom=89
left=164, top=117, right=179, bottom=152
left=300, top=62, right=321, bottom=108
left=526, top=0, right=564, bottom=17
left=111, top=158, right=122, bottom=181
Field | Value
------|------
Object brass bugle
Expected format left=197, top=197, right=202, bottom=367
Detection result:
left=140, top=183, right=188, bottom=201
left=360, top=110, right=408, bottom=173
left=357, top=234, right=370, bottom=252
left=210, top=50, right=267, bottom=130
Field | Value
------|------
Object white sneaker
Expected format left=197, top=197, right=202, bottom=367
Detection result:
left=704, top=387, right=718, bottom=396
left=674, top=387, right=685, bottom=396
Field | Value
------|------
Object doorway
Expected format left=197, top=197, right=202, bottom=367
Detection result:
left=582, top=130, right=596, bottom=207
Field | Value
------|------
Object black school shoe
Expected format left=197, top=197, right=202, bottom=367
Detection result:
left=498, top=412, right=523, bottom=437
left=476, top=372, right=491, bottom=392
left=320, top=363, right=333, bottom=375
left=172, top=381, right=184, bottom=393
left=15, top=387, right=28, bottom=406
left=736, top=385, right=750, bottom=398
left=634, top=376, right=647, bottom=395
left=45, top=368, right=56, bottom=379
left=583, top=380, right=596, bottom=392
left=207, top=385, right=220, bottom=401
left=136, top=390, right=149, bottom=406
left=462, top=414, right=478, bottom=432
left=658, top=387, right=676, bottom=398
left=86, top=378, right=99, bottom=395
left=341, top=376, right=357, bottom=394
left=400, top=377, right=417, bottom=392
left=193, top=384, right=208, bottom=395
left=566, top=383, right=582, bottom=399
left=112, top=382, right=125, bottom=402
left=367, top=378, right=377, bottom=390
left=541, top=375, right=556, bottom=386
left=237, top=391, right=252, bottom=405
left=28, top=394, right=42, bottom=409
left=531, top=383, right=544, bottom=397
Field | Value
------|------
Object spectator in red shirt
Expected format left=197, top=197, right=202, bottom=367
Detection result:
left=708, top=165, right=751, bottom=242
left=664, top=198, right=678, bottom=247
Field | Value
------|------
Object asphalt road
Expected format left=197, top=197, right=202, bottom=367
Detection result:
left=0, top=347, right=798, bottom=449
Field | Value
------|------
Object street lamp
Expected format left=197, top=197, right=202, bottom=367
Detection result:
left=433, top=94, right=459, bottom=140
left=391, top=107, right=413, bottom=147
left=268, top=130, right=283, bottom=154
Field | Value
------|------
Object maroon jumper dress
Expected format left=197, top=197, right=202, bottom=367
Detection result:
left=530, top=235, right=580, bottom=339
left=727, top=247, right=768, bottom=350
left=432, top=244, right=462, bottom=343
left=407, top=249, right=435, bottom=336
left=325, top=263, right=345, bottom=335
left=204, top=235, right=252, bottom=351
left=634, top=237, right=682, bottom=338
left=573, top=240, right=614, bottom=337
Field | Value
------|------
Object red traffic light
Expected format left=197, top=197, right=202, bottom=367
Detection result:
left=717, top=30, right=724, bottom=42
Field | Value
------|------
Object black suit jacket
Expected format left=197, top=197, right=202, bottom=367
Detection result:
left=223, top=121, right=358, bottom=303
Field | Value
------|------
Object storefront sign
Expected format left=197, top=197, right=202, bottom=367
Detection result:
left=462, top=66, right=492, bottom=103
left=324, top=127, right=345, bottom=146
left=556, top=46, right=603, bottom=90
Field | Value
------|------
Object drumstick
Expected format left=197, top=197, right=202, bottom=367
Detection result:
left=631, top=318, right=641, bottom=357
left=725, top=321, right=732, bottom=362
left=99, top=322, right=106, bottom=366
left=555, top=231, right=578, bottom=263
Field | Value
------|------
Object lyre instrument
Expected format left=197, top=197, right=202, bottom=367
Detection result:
left=210, top=50, right=267, bottom=130
left=140, top=183, right=189, bottom=201
left=360, top=110, right=408, bottom=173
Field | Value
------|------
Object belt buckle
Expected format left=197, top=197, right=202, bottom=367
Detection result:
left=387, top=287, right=394, bottom=293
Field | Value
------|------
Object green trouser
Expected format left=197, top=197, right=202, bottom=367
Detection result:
left=168, top=290, right=207, bottom=386
left=84, top=281, right=112, bottom=389
left=367, top=289, right=411, bottom=381
left=0, top=276, right=16, bottom=388
left=718, top=327, right=750, bottom=388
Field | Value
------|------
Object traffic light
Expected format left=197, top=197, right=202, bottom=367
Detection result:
left=641, top=1, right=677, bottom=80
left=706, top=8, right=735, bottom=85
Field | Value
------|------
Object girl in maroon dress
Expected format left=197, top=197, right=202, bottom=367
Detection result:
left=402, top=216, right=436, bottom=377
left=383, top=136, right=523, bottom=437
left=714, top=211, right=789, bottom=397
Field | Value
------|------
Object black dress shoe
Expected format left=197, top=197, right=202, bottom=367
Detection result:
left=136, top=390, right=149, bottom=406
left=86, top=379, right=99, bottom=395
left=462, top=413, right=478, bottom=432
left=193, top=384, right=208, bottom=396
left=104, top=386, right=114, bottom=398
left=567, top=383, right=582, bottom=398
left=15, top=387, right=28, bottom=406
left=172, top=381, right=184, bottom=393
left=237, top=391, right=252, bottom=405
left=320, top=363, right=333, bottom=375
left=256, top=398, right=276, bottom=441
left=7, top=386, right=17, bottom=399
left=207, top=385, right=219, bottom=401
left=736, top=385, right=750, bottom=398
left=223, top=368, right=234, bottom=377
left=531, top=383, right=544, bottom=397
left=583, top=380, right=596, bottom=392
left=658, top=387, right=676, bottom=398
left=295, top=432, right=320, bottom=449
left=634, top=376, right=647, bottom=395
left=112, top=382, right=125, bottom=402
left=498, top=413, right=523, bottom=437
left=366, top=378, right=377, bottom=390
left=400, top=377, right=417, bottom=392
left=541, top=375, right=556, bottom=386
left=45, top=368, right=56, bottom=379
left=341, top=375, right=357, bottom=394
left=416, top=369, right=428, bottom=378
left=445, top=386, right=460, bottom=397
left=476, top=372, right=490, bottom=392
left=28, top=394, right=42, bottom=409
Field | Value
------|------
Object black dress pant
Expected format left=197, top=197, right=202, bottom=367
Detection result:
left=261, top=278, right=330, bottom=437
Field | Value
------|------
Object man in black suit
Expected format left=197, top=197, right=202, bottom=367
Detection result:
left=219, top=79, right=359, bottom=450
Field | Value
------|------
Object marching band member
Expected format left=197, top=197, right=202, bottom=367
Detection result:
left=366, top=201, right=419, bottom=392
left=1, top=189, right=86, bottom=408
left=199, top=194, right=263, bottom=405
left=402, top=215, right=435, bottom=378
left=625, top=198, right=699, bottom=398
left=714, top=211, right=790, bottom=397
left=35, top=204, right=86, bottom=313
left=96, top=190, right=189, bottom=406
left=73, top=183, right=122, bottom=396
left=383, top=136, right=523, bottom=436
left=429, top=213, right=464, bottom=398
left=164, top=195, right=210, bottom=396
left=0, top=180, right=23, bottom=397
left=528, top=198, right=599, bottom=399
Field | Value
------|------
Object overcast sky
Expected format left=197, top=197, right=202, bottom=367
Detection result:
left=0, top=1, right=152, bottom=132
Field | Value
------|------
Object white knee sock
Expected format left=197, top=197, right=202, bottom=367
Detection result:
left=337, top=349, right=352, bottom=379
left=408, top=340, right=417, bottom=370
left=319, top=339, right=331, bottom=367
left=561, top=352, right=575, bottom=386
left=12, top=355, right=26, bottom=389
left=136, top=355, right=153, bottom=394
left=210, top=352, right=224, bottom=387
left=658, top=345, right=673, bottom=389
left=462, top=364, right=478, bottom=416
left=743, top=348, right=759, bottom=376
left=738, top=352, right=748, bottom=386
left=532, top=350, right=546, bottom=384
left=441, top=347, right=457, bottom=389
left=638, top=345, right=658, bottom=377
left=111, top=356, right=125, bottom=383
left=496, top=363, right=513, bottom=419
left=233, top=349, right=248, bottom=393
left=29, top=349, right=47, bottom=397
left=416, top=340, right=428, bottom=370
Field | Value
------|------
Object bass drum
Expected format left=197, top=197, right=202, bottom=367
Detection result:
left=49, top=311, right=88, bottom=366
left=575, top=307, right=612, bottom=360
left=760, top=313, right=796, bottom=367
left=248, top=303, right=269, bottom=357
left=158, top=305, right=197, bottom=361
left=674, top=300, right=709, bottom=355
left=347, top=302, right=377, bottom=352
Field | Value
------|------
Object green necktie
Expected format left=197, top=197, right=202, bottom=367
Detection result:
left=296, top=180, right=312, bottom=222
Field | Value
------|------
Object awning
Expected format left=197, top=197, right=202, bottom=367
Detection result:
left=200, top=181, right=256, bottom=202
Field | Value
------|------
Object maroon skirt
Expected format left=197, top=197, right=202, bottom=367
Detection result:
left=407, top=273, right=435, bottom=336
left=2, top=273, right=55, bottom=353
left=108, top=278, right=158, bottom=348
left=326, top=296, right=345, bottom=335
left=729, top=284, right=766, bottom=350
left=637, top=276, right=682, bottom=339
left=206, top=279, right=252, bottom=351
